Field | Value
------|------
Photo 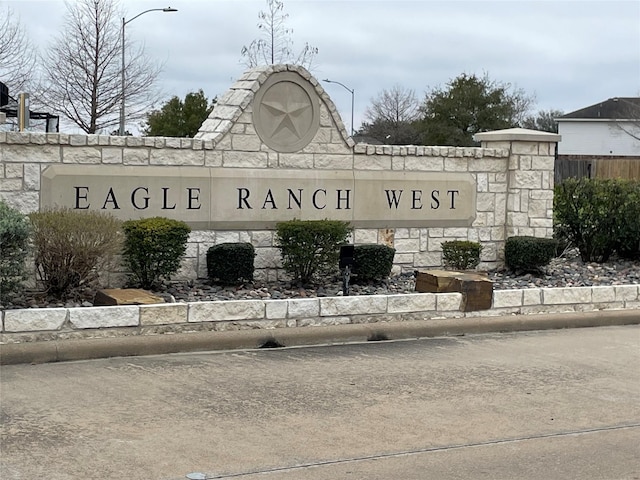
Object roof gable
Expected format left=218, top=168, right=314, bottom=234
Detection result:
left=559, top=97, right=640, bottom=120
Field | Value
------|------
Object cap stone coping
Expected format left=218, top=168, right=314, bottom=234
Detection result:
left=287, top=298, right=320, bottom=318
left=436, top=293, right=463, bottom=311
left=387, top=293, right=436, bottom=313
left=68, top=306, right=139, bottom=329
left=542, top=287, right=592, bottom=305
left=320, top=295, right=388, bottom=316
left=188, top=300, right=265, bottom=323
left=474, top=128, right=561, bottom=143
left=615, top=285, right=639, bottom=302
left=139, top=304, right=189, bottom=326
left=492, top=289, right=524, bottom=308
left=3, top=308, right=68, bottom=332
left=265, top=300, right=288, bottom=319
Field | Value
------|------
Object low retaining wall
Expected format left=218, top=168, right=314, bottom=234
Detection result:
left=2, top=284, right=638, bottom=344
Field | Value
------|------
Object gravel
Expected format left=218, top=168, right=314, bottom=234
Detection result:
left=3, top=250, right=639, bottom=310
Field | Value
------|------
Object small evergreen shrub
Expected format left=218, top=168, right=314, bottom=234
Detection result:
left=0, top=200, right=32, bottom=303
left=122, top=217, right=191, bottom=289
left=29, top=208, right=122, bottom=298
left=275, top=219, right=350, bottom=284
left=505, top=236, right=558, bottom=273
left=554, top=178, right=640, bottom=262
left=442, top=240, right=482, bottom=270
left=614, top=180, right=640, bottom=259
left=352, top=244, right=395, bottom=282
left=207, top=242, right=255, bottom=284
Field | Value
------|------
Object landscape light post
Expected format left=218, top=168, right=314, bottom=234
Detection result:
left=323, top=79, right=355, bottom=137
left=120, top=7, right=177, bottom=136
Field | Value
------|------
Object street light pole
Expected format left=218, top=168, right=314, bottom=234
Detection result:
left=119, top=7, right=177, bottom=136
left=323, top=79, right=355, bottom=137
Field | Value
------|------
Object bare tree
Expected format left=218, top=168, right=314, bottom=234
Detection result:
left=0, top=5, right=37, bottom=95
left=364, top=85, right=421, bottom=125
left=39, top=0, right=162, bottom=133
left=613, top=97, right=640, bottom=142
left=359, top=85, right=421, bottom=144
left=522, top=109, right=564, bottom=133
left=241, top=0, right=318, bottom=69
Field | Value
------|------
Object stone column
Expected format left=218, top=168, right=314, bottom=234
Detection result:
left=474, top=128, right=561, bottom=254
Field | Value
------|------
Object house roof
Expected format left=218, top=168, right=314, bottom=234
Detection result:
left=558, top=97, right=640, bottom=121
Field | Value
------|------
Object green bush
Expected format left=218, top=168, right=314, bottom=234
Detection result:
left=122, top=217, right=191, bottom=289
left=353, top=244, right=396, bottom=282
left=207, top=242, right=255, bottom=285
left=275, top=219, right=350, bottom=284
left=505, top=236, right=558, bottom=273
left=554, top=178, right=639, bottom=262
left=614, top=180, right=640, bottom=259
left=29, top=208, right=122, bottom=298
left=442, top=240, right=482, bottom=270
left=0, top=200, right=32, bottom=303
left=553, top=221, right=572, bottom=257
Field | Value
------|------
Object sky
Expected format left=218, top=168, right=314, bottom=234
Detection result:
left=4, top=0, right=640, bottom=134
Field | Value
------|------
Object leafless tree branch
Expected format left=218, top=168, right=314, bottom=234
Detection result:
left=0, top=5, right=38, bottom=94
left=241, top=0, right=318, bottom=69
left=39, top=0, right=162, bottom=133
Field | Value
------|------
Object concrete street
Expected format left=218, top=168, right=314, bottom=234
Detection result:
left=1, top=325, right=639, bottom=479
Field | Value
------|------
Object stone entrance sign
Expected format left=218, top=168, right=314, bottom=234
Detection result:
left=1, top=64, right=560, bottom=275
left=41, top=165, right=476, bottom=229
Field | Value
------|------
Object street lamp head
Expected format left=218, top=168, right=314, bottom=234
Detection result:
left=163, top=7, right=178, bottom=12
left=321, top=78, right=355, bottom=136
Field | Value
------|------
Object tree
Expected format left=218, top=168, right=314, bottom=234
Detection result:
left=143, top=90, right=216, bottom=137
left=419, top=73, right=534, bottom=146
left=612, top=97, right=640, bottom=142
left=359, top=85, right=422, bottom=144
left=523, top=109, right=564, bottom=133
left=0, top=5, right=37, bottom=95
left=39, top=0, right=162, bottom=134
left=241, top=0, right=318, bottom=69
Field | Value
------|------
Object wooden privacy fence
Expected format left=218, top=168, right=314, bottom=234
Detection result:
left=555, top=156, right=640, bottom=184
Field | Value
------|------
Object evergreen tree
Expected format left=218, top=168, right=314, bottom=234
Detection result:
left=143, top=90, right=215, bottom=137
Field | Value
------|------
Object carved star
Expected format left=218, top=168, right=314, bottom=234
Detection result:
left=262, top=97, right=311, bottom=139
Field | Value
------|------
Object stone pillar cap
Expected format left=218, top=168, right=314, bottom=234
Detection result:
left=474, top=127, right=561, bottom=143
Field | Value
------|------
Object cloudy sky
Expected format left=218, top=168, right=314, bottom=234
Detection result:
left=5, top=0, right=640, bottom=133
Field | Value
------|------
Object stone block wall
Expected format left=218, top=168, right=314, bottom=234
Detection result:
left=0, top=130, right=558, bottom=283
left=2, top=285, right=637, bottom=344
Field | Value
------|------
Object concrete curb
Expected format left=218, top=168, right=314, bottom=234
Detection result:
left=2, top=309, right=639, bottom=365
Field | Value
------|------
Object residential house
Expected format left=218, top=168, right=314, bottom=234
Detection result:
left=555, top=97, right=640, bottom=181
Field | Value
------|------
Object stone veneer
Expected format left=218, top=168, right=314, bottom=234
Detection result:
left=0, top=64, right=560, bottom=283
left=2, top=285, right=638, bottom=343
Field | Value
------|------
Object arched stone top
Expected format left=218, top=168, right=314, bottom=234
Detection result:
left=195, top=64, right=355, bottom=151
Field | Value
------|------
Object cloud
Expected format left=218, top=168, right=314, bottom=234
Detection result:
left=5, top=0, right=640, bottom=131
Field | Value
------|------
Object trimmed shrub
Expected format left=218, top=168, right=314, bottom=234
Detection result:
left=505, top=236, right=558, bottom=273
left=442, top=240, right=482, bottom=270
left=275, top=219, right=350, bottom=284
left=0, top=201, right=31, bottom=303
left=352, top=244, right=395, bottom=282
left=29, top=208, right=122, bottom=298
left=554, top=178, right=639, bottom=262
left=207, top=242, right=255, bottom=285
left=122, top=217, right=191, bottom=289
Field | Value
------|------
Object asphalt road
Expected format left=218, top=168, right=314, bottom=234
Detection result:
left=1, top=325, right=639, bottom=480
